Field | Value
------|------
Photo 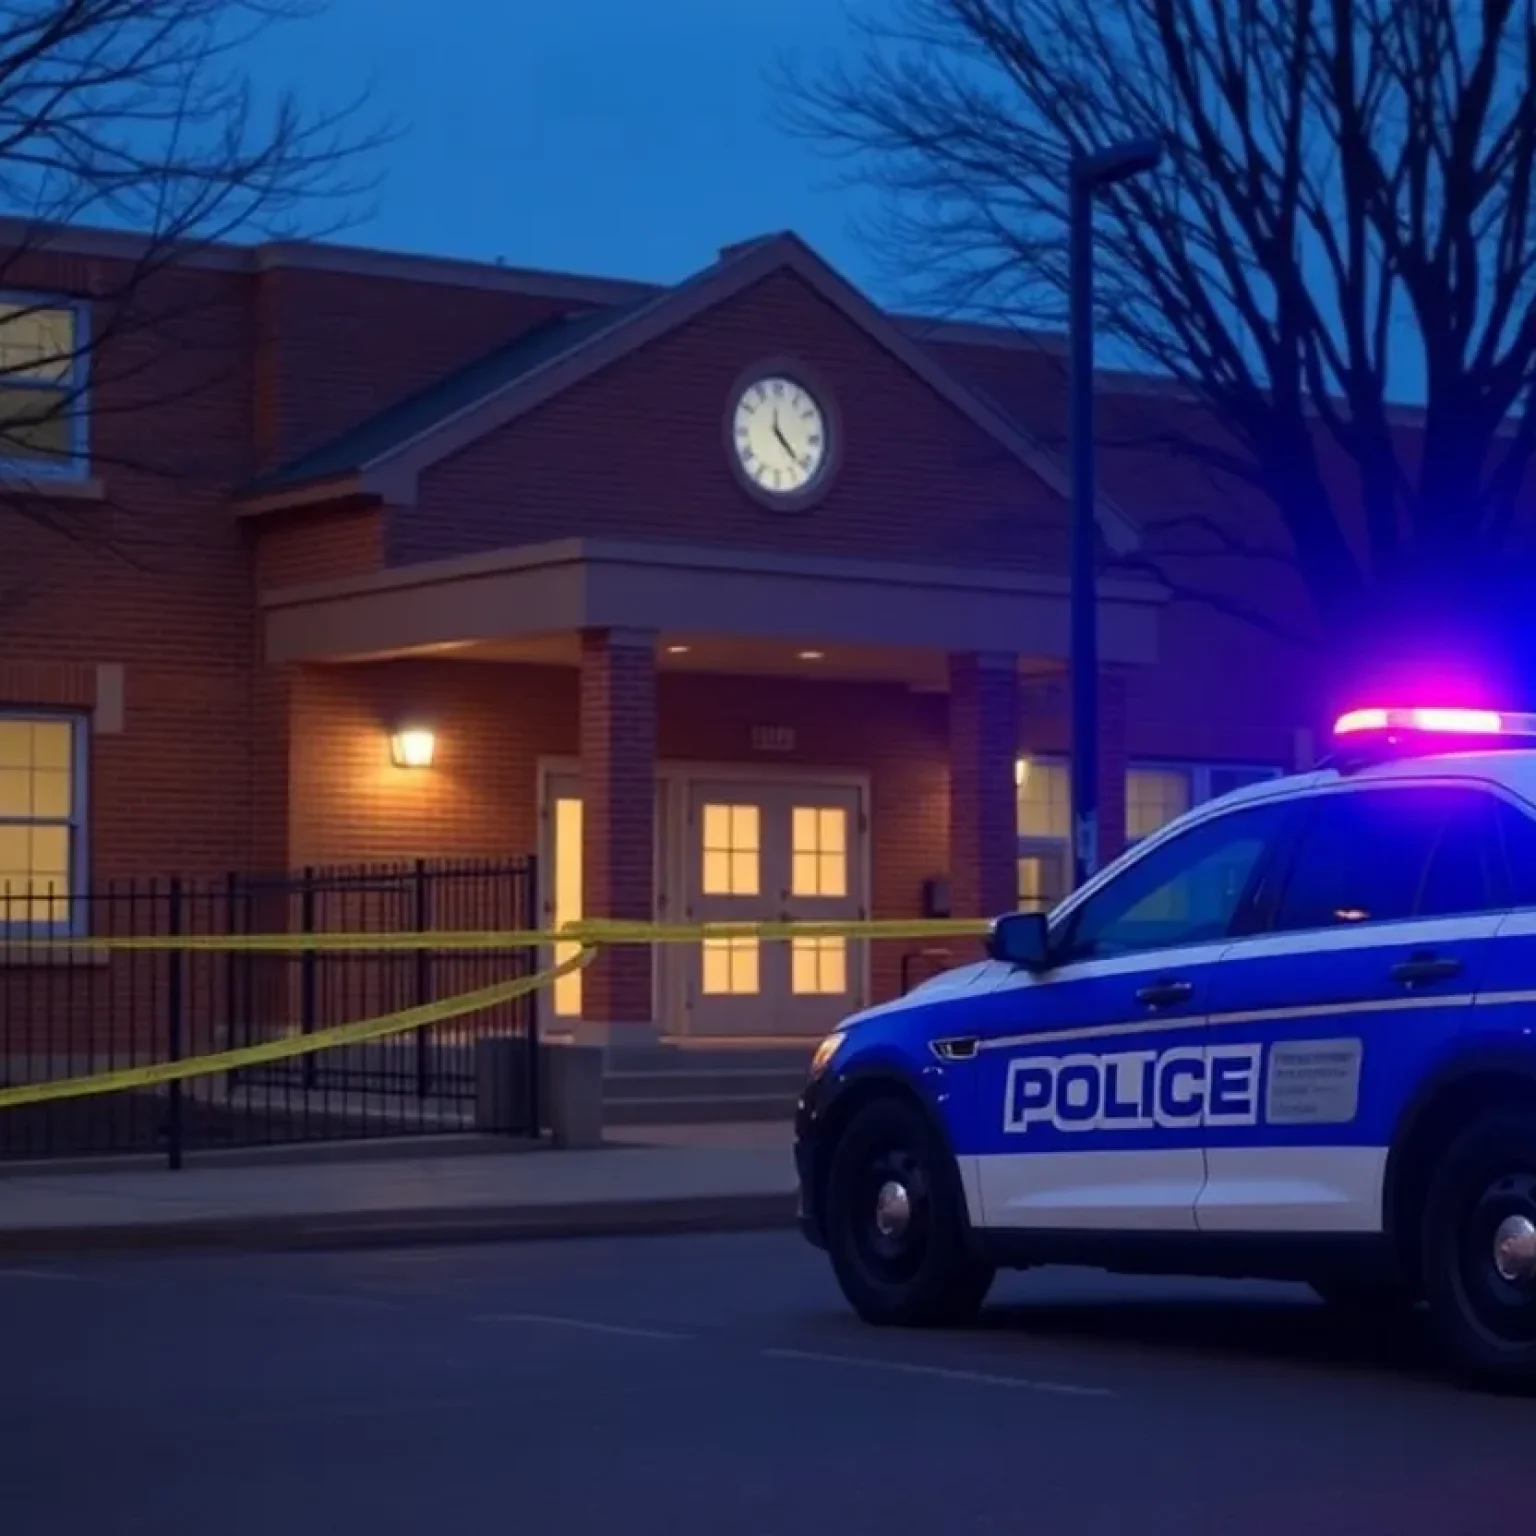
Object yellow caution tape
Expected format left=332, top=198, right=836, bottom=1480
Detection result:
left=14, top=917, right=994, bottom=954
left=0, top=947, right=599, bottom=1111
left=0, top=917, right=995, bottom=1109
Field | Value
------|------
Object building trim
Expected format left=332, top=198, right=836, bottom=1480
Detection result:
left=236, top=232, right=1143, bottom=553
left=259, top=536, right=1165, bottom=670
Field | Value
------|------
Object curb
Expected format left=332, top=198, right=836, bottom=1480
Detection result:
left=0, top=1192, right=799, bottom=1259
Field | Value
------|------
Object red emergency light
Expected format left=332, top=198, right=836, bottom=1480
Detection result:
left=1329, top=704, right=1536, bottom=765
left=1333, top=706, right=1508, bottom=737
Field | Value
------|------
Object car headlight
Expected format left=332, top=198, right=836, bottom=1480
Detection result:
left=808, top=1031, right=847, bottom=1078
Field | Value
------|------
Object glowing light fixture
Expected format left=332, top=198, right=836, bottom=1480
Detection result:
left=798, top=649, right=825, bottom=662
left=390, top=725, right=436, bottom=769
left=665, top=644, right=690, bottom=655
left=1333, top=706, right=1506, bottom=737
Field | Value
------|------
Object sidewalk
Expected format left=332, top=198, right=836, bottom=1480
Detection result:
left=0, top=1123, right=799, bottom=1258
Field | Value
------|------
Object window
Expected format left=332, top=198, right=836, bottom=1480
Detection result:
left=1056, top=800, right=1290, bottom=963
left=1016, top=755, right=1070, bottom=911
left=0, top=299, right=86, bottom=475
left=1491, top=799, right=1536, bottom=909
left=1270, top=787, right=1500, bottom=934
left=791, top=806, right=847, bottom=898
left=1013, top=755, right=1284, bottom=909
left=0, top=714, right=84, bottom=930
left=1126, top=762, right=1284, bottom=843
left=792, top=936, right=847, bottom=994
left=701, top=803, right=760, bottom=896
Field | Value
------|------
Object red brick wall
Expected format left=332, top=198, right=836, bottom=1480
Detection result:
left=253, top=268, right=593, bottom=470
left=397, top=270, right=1071, bottom=574
left=0, top=256, right=258, bottom=884
left=578, top=632, right=656, bottom=1024
left=279, top=659, right=961, bottom=1007
left=252, top=507, right=383, bottom=589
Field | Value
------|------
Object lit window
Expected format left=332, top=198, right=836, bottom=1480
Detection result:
left=1127, top=768, right=1192, bottom=842
left=0, top=299, right=87, bottom=476
left=551, top=797, right=583, bottom=1018
left=0, top=714, right=84, bottom=930
left=791, top=806, right=847, bottom=897
left=701, top=803, right=760, bottom=896
left=702, top=937, right=759, bottom=994
left=1126, top=763, right=1285, bottom=842
left=791, top=935, right=847, bottom=994
left=1017, top=757, right=1070, bottom=839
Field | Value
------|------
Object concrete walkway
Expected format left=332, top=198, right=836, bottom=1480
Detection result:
left=0, top=1123, right=799, bottom=1257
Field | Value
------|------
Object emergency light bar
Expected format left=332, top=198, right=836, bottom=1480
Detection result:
left=1329, top=705, right=1536, bottom=766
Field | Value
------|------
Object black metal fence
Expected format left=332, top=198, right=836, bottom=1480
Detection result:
left=0, top=857, right=541, bottom=1166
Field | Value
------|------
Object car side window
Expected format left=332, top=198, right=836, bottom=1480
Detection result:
left=1055, top=801, right=1291, bottom=964
left=1486, top=795, right=1536, bottom=908
left=1268, top=786, right=1500, bottom=934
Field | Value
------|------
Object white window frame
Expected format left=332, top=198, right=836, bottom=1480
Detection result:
left=0, top=293, right=90, bottom=480
left=1015, top=756, right=1285, bottom=899
left=1015, top=753, right=1072, bottom=910
left=1126, top=759, right=1285, bottom=844
left=0, top=710, right=89, bottom=936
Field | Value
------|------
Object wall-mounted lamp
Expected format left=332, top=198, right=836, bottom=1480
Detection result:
left=390, top=725, right=436, bottom=769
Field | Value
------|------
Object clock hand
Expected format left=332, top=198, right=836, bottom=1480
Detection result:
left=771, top=410, right=795, bottom=457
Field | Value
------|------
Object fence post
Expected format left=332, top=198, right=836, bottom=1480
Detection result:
left=525, top=854, right=541, bottom=1139
left=223, top=872, right=240, bottom=1092
left=413, top=858, right=431, bottom=1100
left=300, top=866, right=317, bottom=1091
left=166, top=877, right=184, bottom=1172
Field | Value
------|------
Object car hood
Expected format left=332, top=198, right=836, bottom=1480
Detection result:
left=838, top=958, right=1012, bottom=1030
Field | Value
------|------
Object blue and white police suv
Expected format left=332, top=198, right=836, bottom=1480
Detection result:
left=795, top=706, right=1536, bottom=1390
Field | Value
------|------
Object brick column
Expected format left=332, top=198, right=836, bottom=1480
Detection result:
left=948, top=652, right=1020, bottom=923
left=1095, top=667, right=1129, bottom=871
left=579, top=628, right=656, bottom=1043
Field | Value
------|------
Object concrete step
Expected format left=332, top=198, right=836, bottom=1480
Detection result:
left=602, top=1043, right=817, bottom=1074
left=602, top=1067, right=809, bottom=1102
left=602, top=1093, right=796, bottom=1127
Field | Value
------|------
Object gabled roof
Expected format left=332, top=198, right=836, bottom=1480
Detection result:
left=238, top=232, right=1140, bottom=552
left=246, top=302, right=649, bottom=494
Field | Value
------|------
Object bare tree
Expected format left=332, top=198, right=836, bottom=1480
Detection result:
left=0, top=0, right=384, bottom=558
left=782, top=0, right=1536, bottom=689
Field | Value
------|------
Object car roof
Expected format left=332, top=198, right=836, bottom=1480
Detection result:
left=1213, top=748, right=1536, bottom=815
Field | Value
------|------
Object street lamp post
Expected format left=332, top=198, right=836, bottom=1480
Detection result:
left=1068, top=136, right=1163, bottom=889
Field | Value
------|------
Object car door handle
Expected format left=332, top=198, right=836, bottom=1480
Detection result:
left=1390, top=952, right=1463, bottom=986
left=1136, top=978, right=1194, bottom=1009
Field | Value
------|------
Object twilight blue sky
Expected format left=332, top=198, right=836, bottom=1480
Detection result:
left=249, top=0, right=880, bottom=290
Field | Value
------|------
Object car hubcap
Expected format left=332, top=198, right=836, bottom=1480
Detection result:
left=854, top=1145, right=928, bottom=1283
left=1459, top=1172, right=1536, bottom=1345
left=1493, top=1213, right=1536, bottom=1283
left=874, top=1179, right=911, bottom=1239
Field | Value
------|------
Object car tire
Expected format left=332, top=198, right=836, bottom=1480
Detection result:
left=1421, top=1110, right=1536, bottom=1392
left=823, top=1095, right=994, bottom=1328
left=1307, top=1276, right=1417, bottom=1313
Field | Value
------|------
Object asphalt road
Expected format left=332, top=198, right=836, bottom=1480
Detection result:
left=4, top=1232, right=1532, bottom=1536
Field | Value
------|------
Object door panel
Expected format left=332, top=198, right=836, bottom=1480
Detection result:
left=969, top=795, right=1295, bottom=1233
left=1197, top=784, right=1507, bottom=1234
left=683, top=779, right=865, bottom=1036
left=1199, top=920, right=1497, bottom=1232
left=971, top=943, right=1224, bottom=1231
left=780, top=785, right=865, bottom=1035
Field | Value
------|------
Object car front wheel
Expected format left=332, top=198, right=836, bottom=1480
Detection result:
left=822, top=1095, right=994, bottom=1328
left=1421, top=1110, right=1536, bottom=1392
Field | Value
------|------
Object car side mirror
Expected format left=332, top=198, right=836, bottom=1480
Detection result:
left=986, top=911, right=1052, bottom=971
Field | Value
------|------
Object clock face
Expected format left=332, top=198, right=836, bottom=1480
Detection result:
left=731, top=375, right=829, bottom=498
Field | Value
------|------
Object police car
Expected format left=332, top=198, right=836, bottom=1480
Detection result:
left=795, top=706, right=1536, bottom=1390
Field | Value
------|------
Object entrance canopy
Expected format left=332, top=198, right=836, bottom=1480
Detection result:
left=261, top=536, right=1164, bottom=677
